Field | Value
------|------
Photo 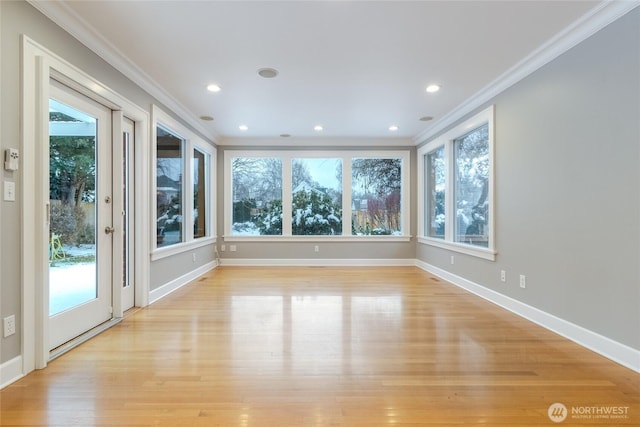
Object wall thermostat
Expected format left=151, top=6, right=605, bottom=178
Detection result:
left=4, top=148, right=19, bottom=171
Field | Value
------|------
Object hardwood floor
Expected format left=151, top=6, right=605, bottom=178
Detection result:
left=1, top=267, right=638, bottom=426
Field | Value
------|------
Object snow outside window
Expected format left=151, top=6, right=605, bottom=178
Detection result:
left=225, top=151, right=410, bottom=240
left=352, top=158, right=403, bottom=236
left=231, top=157, right=283, bottom=236
left=292, top=158, right=342, bottom=236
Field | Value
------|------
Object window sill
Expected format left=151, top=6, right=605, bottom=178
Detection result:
left=151, top=236, right=217, bottom=261
left=223, top=235, right=412, bottom=243
left=417, top=236, right=496, bottom=261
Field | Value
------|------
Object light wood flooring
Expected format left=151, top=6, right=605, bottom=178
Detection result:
left=1, top=266, right=638, bottom=426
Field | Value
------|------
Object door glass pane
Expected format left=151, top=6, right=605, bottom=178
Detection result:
left=122, top=130, right=131, bottom=288
left=156, top=126, right=184, bottom=247
left=49, top=99, right=98, bottom=316
left=292, top=158, right=342, bottom=235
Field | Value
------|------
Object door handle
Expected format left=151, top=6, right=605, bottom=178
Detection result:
left=104, top=226, right=115, bottom=235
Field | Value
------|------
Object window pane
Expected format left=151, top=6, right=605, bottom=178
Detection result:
left=454, top=124, right=489, bottom=247
left=426, top=148, right=445, bottom=238
left=231, top=157, right=282, bottom=235
left=351, top=158, right=402, bottom=235
left=292, top=158, right=342, bottom=235
left=193, top=148, right=207, bottom=239
left=156, top=126, right=184, bottom=247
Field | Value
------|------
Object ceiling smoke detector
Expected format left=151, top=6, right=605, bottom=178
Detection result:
left=258, top=68, right=279, bottom=78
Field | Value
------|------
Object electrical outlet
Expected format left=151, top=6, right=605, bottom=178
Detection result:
left=220, top=244, right=226, bottom=252
left=230, top=245, right=237, bottom=252
left=519, top=274, right=526, bottom=289
left=450, top=255, right=455, bottom=265
left=4, top=315, right=16, bottom=337
left=501, top=270, right=506, bottom=282
left=192, top=253, right=196, bottom=262
left=314, top=245, right=319, bottom=253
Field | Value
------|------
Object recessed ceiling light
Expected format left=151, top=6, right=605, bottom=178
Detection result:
left=258, top=68, right=279, bottom=78
left=314, top=125, right=323, bottom=132
left=199, top=115, right=214, bottom=121
left=419, top=116, right=433, bottom=122
left=207, top=84, right=221, bottom=92
left=280, top=134, right=291, bottom=138
left=389, top=125, right=399, bottom=131
left=426, top=84, right=440, bottom=93
left=239, top=125, right=248, bottom=131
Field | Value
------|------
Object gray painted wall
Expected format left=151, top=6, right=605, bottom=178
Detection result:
left=0, top=1, right=217, bottom=364
left=416, top=8, right=640, bottom=350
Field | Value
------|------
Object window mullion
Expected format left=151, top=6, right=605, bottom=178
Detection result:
left=183, top=140, right=194, bottom=242
left=282, top=154, right=293, bottom=236
left=342, top=157, right=352, bottom=236
left=444, top=140, right=455, bottom=242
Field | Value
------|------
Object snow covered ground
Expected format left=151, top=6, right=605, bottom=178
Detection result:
left=49, top=245, right=96, bottom=315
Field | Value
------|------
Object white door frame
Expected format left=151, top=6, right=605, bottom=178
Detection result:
left=21, top=36, right=150, bottom=371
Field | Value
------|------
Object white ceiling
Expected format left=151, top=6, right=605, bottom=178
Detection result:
left=34, top=1, right=605, bottom=144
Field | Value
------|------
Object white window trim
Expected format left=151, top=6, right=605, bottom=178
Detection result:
left=417, top=105, right=496, bottom=261
left=224, top=150, right=410, bottom=241
left=151, top=105, right=216, bottom=260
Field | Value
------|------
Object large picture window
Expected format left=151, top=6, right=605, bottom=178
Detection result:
left=292, top=158, right=342, bottom=236
left=225, top=151, right=409, bottom=240
left=418, top=106, right=495, bottom=260
left=351, top=158, right=403, bottom=236
left=153, top=106, right=215, bottom=257
left=156, top=126, right=184, bottom=247
left=231, top=157, right=282, bottom=236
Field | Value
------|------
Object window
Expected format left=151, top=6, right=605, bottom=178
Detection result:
left=425, top=147, right=445, bottom=239
left=225, top=151, right=409, bottom=240
left=153, top=106, right=215, bottom=257
left=418, top=106, right=495, bottom=260
left=156, top=126, right=184, bottom=247
left=292, top=158, right=342, bottom=236
left=351, top=158, right=403, bottom=236
left=231, top=157, right=282, bottom=236
left=193, top=148, right=208, bottom=239
left=454, top=125, right=489, bottom=247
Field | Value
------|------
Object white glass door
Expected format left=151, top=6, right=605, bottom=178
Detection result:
left=48, top=80, right=113, bottom=350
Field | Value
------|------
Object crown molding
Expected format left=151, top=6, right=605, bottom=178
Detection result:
left=218, top=136, right=415, bottom=147
left=414, top=0, right=640, bottom=146
left=27, top=0, right=219, bottom=143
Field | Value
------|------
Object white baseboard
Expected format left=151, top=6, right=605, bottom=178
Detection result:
left=220, top=258, right=416, bottom=267
left=415, top=260, right=640, bottom=373
left=1, top=356, right=24, bottom=389
left=149, top=260, right=218, bottom=304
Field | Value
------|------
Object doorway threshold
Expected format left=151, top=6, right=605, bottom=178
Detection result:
left=49, top=317, right=122, bottom=361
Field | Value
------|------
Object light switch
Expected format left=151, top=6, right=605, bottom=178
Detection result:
left=4, top=181, right=16, bottom=201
